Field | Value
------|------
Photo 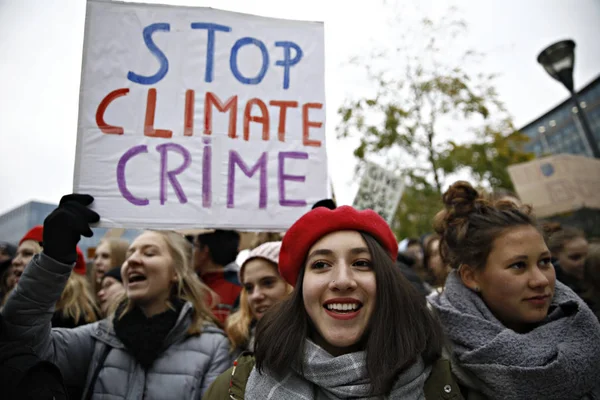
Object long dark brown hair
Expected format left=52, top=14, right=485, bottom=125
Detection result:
left=254, top=232, right=445, bottom=396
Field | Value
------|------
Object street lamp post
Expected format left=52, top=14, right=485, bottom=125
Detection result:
left=537, top=39, right=600, bottom=159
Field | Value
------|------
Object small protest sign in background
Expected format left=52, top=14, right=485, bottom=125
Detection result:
left=74, top=0, right=327, bottom=230
left=352, top=162, right=404, bottom=224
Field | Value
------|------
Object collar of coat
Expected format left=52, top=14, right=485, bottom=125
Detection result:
left=90, top=302, right=223, bottom=349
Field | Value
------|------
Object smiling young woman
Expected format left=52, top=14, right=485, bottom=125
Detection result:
left=225, top=241, right=292, bottom=356
left=0, top=195, right=232, bottom=399
left=205, top=206, right=464, bottom=400
left=428, top=181, right=600, bottom=400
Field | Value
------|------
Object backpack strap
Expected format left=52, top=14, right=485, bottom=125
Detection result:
left=82, top=343, right=111, bottom=400
left=228, top=353, right=255, bottom=400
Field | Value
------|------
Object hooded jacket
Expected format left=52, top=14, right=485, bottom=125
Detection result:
left=1, top=253, right=231, bottom=400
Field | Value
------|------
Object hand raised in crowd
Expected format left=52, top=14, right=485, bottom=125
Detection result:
left=43, top=194, right=100, bottom=264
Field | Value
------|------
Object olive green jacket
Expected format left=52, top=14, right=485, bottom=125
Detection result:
left=204, top=354, right=464, bottom=400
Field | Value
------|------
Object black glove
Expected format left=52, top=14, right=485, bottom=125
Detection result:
left=43, top=194, right=100, bottom=265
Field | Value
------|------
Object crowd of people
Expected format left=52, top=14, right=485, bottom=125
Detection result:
left=0, top=182, right=599, bottom=399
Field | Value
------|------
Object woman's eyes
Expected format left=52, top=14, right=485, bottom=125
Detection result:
left=311, top=261, right=329, bottom=269
left=510, top=258, right=553, bottom=269
left=311, top=259, right=372, bottom=269
left=262, top=278, right=275, bottom=287
left=244, top=284, right=254, bottom=293
left=539, top=258, right=553, bottom=268
left=353, top=260, right=372, bottom=268
left=509, top=262, right=526, bottom=270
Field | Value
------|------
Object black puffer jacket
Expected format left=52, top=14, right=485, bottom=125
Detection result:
left=0, top=315, right=68, bottom=400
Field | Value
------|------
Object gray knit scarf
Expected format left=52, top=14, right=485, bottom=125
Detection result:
left=428, top=271, right=600, bottom=400
left=246, top=339, right=431, bottom=399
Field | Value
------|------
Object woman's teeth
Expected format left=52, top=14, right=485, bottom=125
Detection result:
left=325, top=303, right=360, bottom=312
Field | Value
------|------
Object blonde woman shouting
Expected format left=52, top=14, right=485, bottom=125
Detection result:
left=1, top=194, right=231, bottom=399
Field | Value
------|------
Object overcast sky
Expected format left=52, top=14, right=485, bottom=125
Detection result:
left=1, top=0, right=599, bottom=216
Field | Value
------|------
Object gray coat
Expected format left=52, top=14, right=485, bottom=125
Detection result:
left=1, top=253, right=232, bottom=399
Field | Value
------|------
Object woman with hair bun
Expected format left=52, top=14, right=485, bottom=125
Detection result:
left=428, top=181, right=600, bottom=400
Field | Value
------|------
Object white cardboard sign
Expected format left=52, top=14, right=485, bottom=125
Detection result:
left=74, top=0, right=327, bottom=230
left=352, top=162, right=404, bottom=224
left=508, top=154, right=600, bottom=218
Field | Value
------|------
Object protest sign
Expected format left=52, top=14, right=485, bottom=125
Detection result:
left=508, top=154, right=600, bottom=218
left=74, top=0, right=327, bottom=230
left=352, top=162, right=404, bottom=224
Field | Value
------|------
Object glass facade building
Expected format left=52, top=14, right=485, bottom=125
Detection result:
left=520, top=75, right=600, bottom=157
left=0, top=201, right=142, bottom=261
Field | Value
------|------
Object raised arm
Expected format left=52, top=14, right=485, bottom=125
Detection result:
left=0, top=194, right=100, bottom=386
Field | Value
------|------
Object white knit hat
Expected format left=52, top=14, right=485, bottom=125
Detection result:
left=239, top=241, right=282, bottom=283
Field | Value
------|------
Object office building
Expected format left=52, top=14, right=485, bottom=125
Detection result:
left=520, top=75, right=600, bottom=157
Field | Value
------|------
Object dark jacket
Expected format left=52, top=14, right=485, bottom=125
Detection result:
left=396, top=253, right=430, bottom=296
left=553, top=259, right=585, bottom=296
left=203, top=354, right=464, bottom=400
left=1, top=253, right=232, bottom=400
left=398, top=262, right=431, bottom=297
left=0, top=313, right=68, bottom=400
left=0, top=342, right=68, bottom=400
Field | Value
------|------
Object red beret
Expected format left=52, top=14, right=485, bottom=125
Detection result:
left=74, top=247, right=86, bottom=275
left=19, top=225, right=44, bottom=246
left=279, top=206, right=398, bottom=287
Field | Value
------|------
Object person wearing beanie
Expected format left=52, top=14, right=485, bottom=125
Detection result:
left=0, top=241, right=17, bottom=263
left=225, top=241, right=291, bottom=357
left=1, top=226, right=45, bottom=307
left=1, top=225, right=99, bottom=329
left=8, top=226, right=87, bottom=287
left=97, top=266, right=125, bottom=317
left=205, top=205, right=462, bottom=400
